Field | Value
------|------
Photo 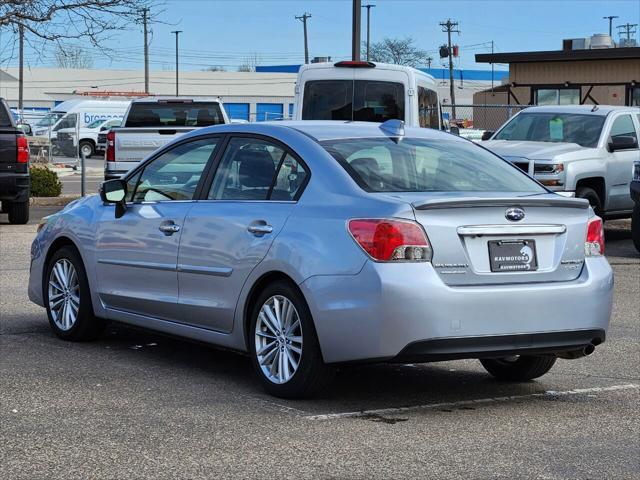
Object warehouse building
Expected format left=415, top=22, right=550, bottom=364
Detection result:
left=0, top=68, right=297, bottom=122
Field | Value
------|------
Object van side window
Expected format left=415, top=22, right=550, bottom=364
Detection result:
left=418, top=86, right=439, bottom=129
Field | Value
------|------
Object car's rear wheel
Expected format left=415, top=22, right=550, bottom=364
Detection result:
left=632, top=203, right=640, bottom=253
left=480, top=355, right=556, bottom=381
left=7, top=200, right=29, bottom=224
left=249, top=281, right=334, bottom=398
left=45, top=246, right=105, bottom=341
left=576, top=186, right=603, bottom=217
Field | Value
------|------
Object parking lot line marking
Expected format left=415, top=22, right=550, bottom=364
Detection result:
left=305, top=383, right=640, bottom=421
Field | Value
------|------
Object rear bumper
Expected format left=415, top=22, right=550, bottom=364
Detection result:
left=301, top=257, right=614, bottom=364
left=0, top=172, right=29, bottom=202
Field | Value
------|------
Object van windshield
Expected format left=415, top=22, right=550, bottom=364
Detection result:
left=36, top=112, right=64, bottom=127
left=124, top=102, right=225, bottom=128
left=494, top=112, right=605, bottom=148
left=302, top=80, right=404, bottom=122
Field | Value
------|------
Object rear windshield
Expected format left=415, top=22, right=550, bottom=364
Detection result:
left=302, top=80, right=404, bottom=123
left=494, top=112, right=605, bottom=148
left=321, top=137, right=546, bottom=193
left=124, top=102, right=225, bottom=128
left=0, top=100, right=14, bottom=127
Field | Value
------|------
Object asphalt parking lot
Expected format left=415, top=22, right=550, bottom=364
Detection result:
left=1, top=208, right=638, bottom=479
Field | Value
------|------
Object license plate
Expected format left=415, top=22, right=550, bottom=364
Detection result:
left=488, top=240, right=538, bottom=272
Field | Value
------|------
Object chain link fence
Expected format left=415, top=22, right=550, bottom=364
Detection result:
left=441, top=104, right=529, bottom=132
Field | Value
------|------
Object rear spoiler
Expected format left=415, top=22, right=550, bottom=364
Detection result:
left=413, top=196, right=589, bottom=210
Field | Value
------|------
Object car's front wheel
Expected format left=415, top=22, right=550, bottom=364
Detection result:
left=249, top=281, right=334, bottom=398
left=45, top=246, right=105, bottom=341
left=632, top=202, right=640, bottom=253
left=480, top=355, right=556, bottom=381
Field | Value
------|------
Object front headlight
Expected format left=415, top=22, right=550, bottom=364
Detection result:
left=633, top=162, right=640, bottom=182
left=534, top=162, right=564, bottom=174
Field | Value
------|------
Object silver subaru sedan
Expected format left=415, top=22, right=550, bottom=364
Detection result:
left=28, top=120, right=613, bottom=398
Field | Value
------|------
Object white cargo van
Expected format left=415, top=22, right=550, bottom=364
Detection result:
left=31, top=100, right=130, bottom=143
left=293, top=61, right=441, bottom=129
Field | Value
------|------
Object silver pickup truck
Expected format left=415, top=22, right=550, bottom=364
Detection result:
left=483, top=105, right=640, bottom=219
left=105, top=97, right=228, bottom=180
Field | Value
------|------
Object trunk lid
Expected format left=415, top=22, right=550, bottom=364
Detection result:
left=0, top=127, right=18, bottom=165
left=385, top=192, right=590, bottom=286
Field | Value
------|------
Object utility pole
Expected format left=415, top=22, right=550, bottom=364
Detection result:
left=352, top=0, right=362, bottom=61
left=490, top=40, right=494, bottom=90
left=617, top=23, right=638, bottom=40
left=295, top=13, right=311, bottom=64
left=603, top=16, right=619, bottom=37
left=426, top=56, right=433, bottom=68
left=440, top=19, right=459, bottom=118
left=18, top=24, right=24, bottom=111
left=142, top=8, right=150, bottom=94
left=171, top=30, right=182, bottom=96
left=362, top=4, right=375, bottom=61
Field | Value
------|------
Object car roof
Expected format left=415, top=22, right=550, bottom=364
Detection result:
left=130, top=96, right=223, bottom=104
left=190, top=120, right=462, bottom=143
left=520, top=105, right=640, bottom=116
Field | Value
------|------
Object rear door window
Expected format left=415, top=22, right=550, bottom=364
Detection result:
left=125, top=102, right=225, bottom=128
left=302, top=80, right=404, bottom=122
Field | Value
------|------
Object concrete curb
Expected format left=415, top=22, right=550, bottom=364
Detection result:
left=30, top=195, right=82, bottom=206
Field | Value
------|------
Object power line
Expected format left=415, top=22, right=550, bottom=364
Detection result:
left=617, top=23, right=638, bottom=40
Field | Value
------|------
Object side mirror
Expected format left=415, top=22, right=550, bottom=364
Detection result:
left=481, top=130, right=495, bottom=141
left=609, top=135, right=638, bottom=152
left=450, top=126, right=460, bottom=136
left=100, top=179, right=127, bottom=218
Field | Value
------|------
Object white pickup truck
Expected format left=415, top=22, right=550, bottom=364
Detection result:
left=105, top=97, right=228, bottom=180
left=483, top=105, right=640, bottom=219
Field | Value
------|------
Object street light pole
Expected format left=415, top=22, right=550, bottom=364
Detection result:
left=171, top=30, right=182, bottom=96
left=362, top=4, right=375, bottom=61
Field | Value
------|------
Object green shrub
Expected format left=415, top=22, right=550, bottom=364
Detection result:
left=30, top=166, right=62, bottom=197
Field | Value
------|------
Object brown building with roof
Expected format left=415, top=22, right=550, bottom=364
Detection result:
left=471, top=39, right=640, bottom=128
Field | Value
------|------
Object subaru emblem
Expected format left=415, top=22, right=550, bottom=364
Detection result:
left=505, top=207, right=525, bottom=222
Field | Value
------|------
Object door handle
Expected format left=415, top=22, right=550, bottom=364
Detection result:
left=247, top=224, right=273, bottom=235
left=159, top=221, right=181, bottom=236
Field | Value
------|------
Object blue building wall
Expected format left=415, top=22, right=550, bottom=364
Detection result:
left=256, top=64, right=509, bottom=81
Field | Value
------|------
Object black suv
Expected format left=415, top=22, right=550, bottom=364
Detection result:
left=632, top=161, right=640, bottom=253
left=0, top=98, right=29, bottom=224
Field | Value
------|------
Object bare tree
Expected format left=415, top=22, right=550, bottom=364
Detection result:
left=237, top=53, right=261, bottom=73
left=203, top=65, right=226, bottom=72
left=54, top=44, right=94, bottom=69
left=363, top=37, right=432, bottom=67
left=0, top=0, right=162, bottom=45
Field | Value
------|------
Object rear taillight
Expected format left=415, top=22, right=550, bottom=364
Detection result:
left=17, top=135, right=29, bottom=163
left=585, top=216, right=604, bottom=256
left=348, top=219, right=432, bottom=262
left=106, top=130, right=115, bottom=162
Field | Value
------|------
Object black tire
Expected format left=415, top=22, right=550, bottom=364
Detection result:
left=79, top=140, right=95, bottom=159
left=44, top=246, right=105, bottom=341
left=576, top=186, right=603, bottom=217
left=7, top=200, right=29, bottom=224
left=632, top=203, right=640, bottom=253
left=480, top=355, right=557, bottom=381
left=249, top=280, right=334, bottom=398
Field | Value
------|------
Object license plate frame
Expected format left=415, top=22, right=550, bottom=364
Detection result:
left=488, top=239, right=538, bottom=272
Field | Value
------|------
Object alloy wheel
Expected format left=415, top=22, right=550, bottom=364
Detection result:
left=48, top=259, right=80, bottom=331
left=254, top=295, right=303, bottom=384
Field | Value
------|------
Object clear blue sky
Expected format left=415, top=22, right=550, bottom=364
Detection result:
left=5, top=0, right=640, bottom=71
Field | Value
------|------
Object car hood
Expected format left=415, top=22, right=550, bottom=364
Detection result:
left=483, top=140, right=590, bottom=160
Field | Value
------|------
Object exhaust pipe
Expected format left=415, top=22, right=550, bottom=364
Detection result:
left=557, top=344, right=595, bottom=360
